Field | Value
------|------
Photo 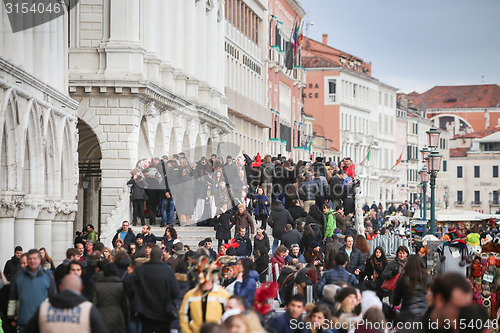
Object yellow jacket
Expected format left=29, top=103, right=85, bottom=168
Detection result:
left=179, top=284, right=230, bottom=333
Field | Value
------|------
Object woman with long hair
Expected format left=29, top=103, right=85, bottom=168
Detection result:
left=233, top=258, right=259, bottom=307
left=363, top=246, right=388, bottom=290
left=253, top=187, right=270, bottom=229
left=392, top=254, right=429, bottom=319
left=354, top=235, right=370, bottom=262
left=39, top=247, right=55, bottom=271
left=301, top=223, right=316, bottom=253
left=162, top=226, right=177, bottom=253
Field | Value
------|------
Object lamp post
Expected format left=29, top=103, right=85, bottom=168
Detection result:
left=419, top=165, right=429, bottom=235
left=425, top=125, right=442, bottom=235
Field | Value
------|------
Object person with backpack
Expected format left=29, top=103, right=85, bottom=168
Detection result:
left=323, top=204, right=336, bottom=244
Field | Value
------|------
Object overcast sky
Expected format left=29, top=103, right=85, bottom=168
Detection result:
left=300, top=0, right=500, bottom=93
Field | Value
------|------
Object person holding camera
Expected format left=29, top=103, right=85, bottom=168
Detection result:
left=127, top=169, right=149, bottom=226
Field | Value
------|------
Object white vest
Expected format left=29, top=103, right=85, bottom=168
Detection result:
left=38, top=299, right=92, bottom=333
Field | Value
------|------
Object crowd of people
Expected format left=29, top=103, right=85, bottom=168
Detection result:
left=0, top=152, right=491, bottom=333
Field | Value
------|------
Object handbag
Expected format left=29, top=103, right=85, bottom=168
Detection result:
left=380, top=273, right=400, bottom=291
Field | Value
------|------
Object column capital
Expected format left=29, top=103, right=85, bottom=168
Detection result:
left=0, top=195, right=25, bottom=218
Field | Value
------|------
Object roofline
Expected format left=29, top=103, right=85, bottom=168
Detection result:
left=285, top=0, right=306, bottom=18
left=305, top=67, right=398, bottom=91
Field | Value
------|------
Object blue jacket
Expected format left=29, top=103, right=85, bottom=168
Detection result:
left=268, top=311, right=304, bottom=333
left=9, top=267, right=56, bottom=325
left=314, top=265, right=358, bottom=297
left=234, top=270, right=259, bottom=307
left=285, top=253, right=306, bottom=264
left=235, top=234, right=253, bottom=257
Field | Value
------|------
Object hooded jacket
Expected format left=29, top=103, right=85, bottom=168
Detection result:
left=234, top=270, right=259, bottom=307
left=24, top=289, right=107, bottom=333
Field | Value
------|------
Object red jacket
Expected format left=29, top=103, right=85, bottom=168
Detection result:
left=344, top=164, right=355, bottom=179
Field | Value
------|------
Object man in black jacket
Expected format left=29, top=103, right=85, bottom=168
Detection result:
left=329, top=170, right=346, bottom=210
left=112, top=221, right=136, bottom=247
left=287, top=199, right=307, bottom=223
left=3, top=246, right=23, bottom=282
left=234, top=228, right=252, bottom=258
left=24, top=274, right=107, bottom=333
left=268, top=200, right=293, bottom=254
left=280, top=224, right=302, bottom=250
left=124, top=246, right=179, bottom=333
left=339, top=235, right=364, bottom=280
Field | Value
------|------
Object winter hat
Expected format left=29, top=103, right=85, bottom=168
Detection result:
left=310, top=241, right=320, bottom=249
left=361, top=290, right=382, bottom=316
left=275, top=200, right=283, bottom=206
left=335, top=286, right=358, bottom=303
left=173, top=242, right=184, bottom=252
left=136, top=233, right=144, bottom=239
left=466, top=233, right=480, bottom=247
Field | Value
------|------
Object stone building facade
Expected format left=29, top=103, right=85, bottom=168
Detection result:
left=0, top=9, right=79, bottom=265
left=69, top=0, right=234, bottom=246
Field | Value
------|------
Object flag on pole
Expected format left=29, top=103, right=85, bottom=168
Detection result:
left=360, top=144, right=371, bottom=165
left=391, top=149, right=404, bottom=169
left=303, top=138, right=309, bottom=149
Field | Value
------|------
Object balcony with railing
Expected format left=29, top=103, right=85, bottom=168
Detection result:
left=471, top=200, right=482, bottom=206
left=455, top=200, right=464, bottom=206
left=328, top=94, right=337, bottom=103
left=269, top=47, right=284, bottom=70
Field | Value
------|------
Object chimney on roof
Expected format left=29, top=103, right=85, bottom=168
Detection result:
left=322, top=33, right=328, bottom=45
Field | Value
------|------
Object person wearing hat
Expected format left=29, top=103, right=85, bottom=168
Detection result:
left=333, top=286, right=358, bottom=318
left=312, top=156, right=327, bottom=178
left=179, top=257, right=230, bottom=333
left=166, top=242, right=186, bottom=271
left=304, top=241, right=324, bottom=271
left=134, top=234, right=147, bottom=258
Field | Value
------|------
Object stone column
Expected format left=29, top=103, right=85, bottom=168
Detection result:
left=35, top=203, right=57, bottom=254
left=172, top=115, right=186, bottom=154
left=14, top=201, right=41, bottom=252
left=0, top=196, right=23, bottom=268
left=52, top=203, right=77, bottom=265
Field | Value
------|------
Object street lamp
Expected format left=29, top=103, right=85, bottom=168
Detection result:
left=427, top=148, right=443, bottom=235
left=426, top=126, right=441, bottom=148
left=420, top=146, right=431, bottom=161
left=419, top=165, right=429, bottom=235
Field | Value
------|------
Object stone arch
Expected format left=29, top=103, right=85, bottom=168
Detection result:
left=430, top=114, right=474, bottom=134
left=195, top=134, right=203, bottom=159
left=0, top=91, right=19, bottom=192
left=77, top=118, right=102, bottom=234
left=182, top=132, right=190, bottom=160
left=45, top=114, right=58, bottom=198
left=207, top=137, right=213, bottom=156
left=138, top=116, right=151, bottom=158
left=153, top=122, right=165, bottom=158
left=60, top=122, right=74, bottom=200
left=169, top=126, right=177, bottom=157
left=21, top=100, right=45, bottom=195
